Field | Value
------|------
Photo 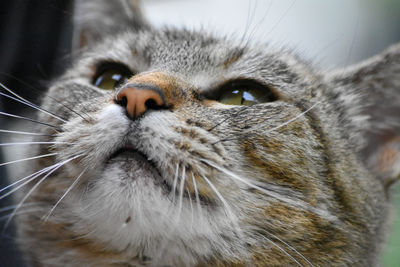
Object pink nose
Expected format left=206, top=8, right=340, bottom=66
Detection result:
left=116, top=86, right=165, bottom=119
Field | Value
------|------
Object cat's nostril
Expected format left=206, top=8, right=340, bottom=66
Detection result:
left=118, top=96, right=128, bottom=107
left=116, top=85, right=166, bottom=119
left=145, top=99, right=161, bottom=110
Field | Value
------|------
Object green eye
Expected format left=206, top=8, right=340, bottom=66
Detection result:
left=217, top=80, right=278, bottom=106
left=93, top=63, right=133, bottom=90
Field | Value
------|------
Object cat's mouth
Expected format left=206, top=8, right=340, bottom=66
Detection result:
left=107, top=146, right=161, bottom=175
left=105, top=146, right=203, bottom=202
left=108, top=146, right=145, bottom=161
left=106, top=146, right=172, bottom=190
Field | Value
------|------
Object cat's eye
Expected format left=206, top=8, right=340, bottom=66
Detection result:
left=92, top=63, right=134, bottom=90
left=216, top=79, right=278, bottom=105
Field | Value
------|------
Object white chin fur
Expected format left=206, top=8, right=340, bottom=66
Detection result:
left=68, top=159, right=237, bottom=265
left=61, top=104, right=241, bottom=265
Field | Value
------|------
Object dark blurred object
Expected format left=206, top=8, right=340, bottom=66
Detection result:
left=0, top=0, right=73, bottom=108
left=0, top=1, right=73, bottom=266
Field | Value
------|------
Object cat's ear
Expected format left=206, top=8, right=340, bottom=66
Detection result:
left=326, top=43, right=400, bottom=189
left=72, top=0, right=149, bottom=50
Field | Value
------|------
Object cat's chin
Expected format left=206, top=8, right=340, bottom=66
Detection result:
left=104, top=146, right=168, bottom=188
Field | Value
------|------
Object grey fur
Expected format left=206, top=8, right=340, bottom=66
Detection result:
left=73, top=0, right=149, bottom=50
left=8, top=1, right=400, bottom=266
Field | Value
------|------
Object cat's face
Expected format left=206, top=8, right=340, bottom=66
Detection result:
left=12, top=0, right=400, bottom=266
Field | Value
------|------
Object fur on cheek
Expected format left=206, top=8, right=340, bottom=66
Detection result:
left=54, top=104, right=130, bottom=169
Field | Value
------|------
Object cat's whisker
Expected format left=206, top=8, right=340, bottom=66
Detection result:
left=200, top=174, right=251, bottom=262
left=0, top=90, right=67, bottom=123
left=0, top=80, right=91, bottom=123
left=0, top=203, right=37, bottom=214
left=42, top=166, right=88, bottom=221
left=0, top=129, right=55, bottom=137
left=258, top=233, right=304, bottom=267
left=3, top=154, right=84, bottom=231
left=214, top=101, right=320, bottom=144
left=204, top=159, right=339, bottom=222
left=237, top=0, right=251, bottom=47
left=0, top=141, right=69, bottom=146
left=0, top=153, right=83, bottom=200
left=1, top=72, right=90, bottom=122
left=0, top=162, right=71, bottom=202
left=191, top=173, right=202, bottom=218
left=261, top=101, right=320, bottom=135
left=0, top=207, right=44, bottom=222
left=243, top=0, right=274, bottom=50
left=201, top=159, right=303, bottom=208
left=156, top=166, right=186, bottom=261
left=262, top=0, right=297, bottom=41
left=312, top=34, right=344, bottom=65
left=0, top=111, right=61, bottom=131
left=177, top=165, right=186, bottom=223
left=1, top=167, right=50, bottom=194
left=0, top=205, right=20, bottom=214
left=262, top=229, right=314, bottom=267
left=171, top=163, right=179, bottom=203
left=238, top=0, right=256, bottom=48
left=0, top=152, right=57, bottom=167
left=186, top=187, right=194, bottom=231
left=200, top=175, right=235, bottom=221
left=207, top=105, right=252, bottom=132
left=342, top=14, right=360, bottom=76
left=0, top=165, right=56, bottom=197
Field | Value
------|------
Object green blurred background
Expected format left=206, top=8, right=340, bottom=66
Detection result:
left=383, top=185, right=400, bottom=266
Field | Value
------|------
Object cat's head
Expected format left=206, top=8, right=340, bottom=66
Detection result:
left=14, top=0, right=400, bottom=266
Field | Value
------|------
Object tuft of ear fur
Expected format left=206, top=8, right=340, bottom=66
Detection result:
left=327, top=43, right=400, bottom=188
left=73, top=0, right=149, bottom=50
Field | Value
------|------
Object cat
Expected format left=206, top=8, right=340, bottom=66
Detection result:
left=2, top=0, right=400, bottom=266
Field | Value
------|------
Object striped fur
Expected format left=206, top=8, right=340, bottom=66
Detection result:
left=9, top=1, right=399, bottom=266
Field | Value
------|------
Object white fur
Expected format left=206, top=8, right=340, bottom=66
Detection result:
left=58, top=104, right=247, bottom=265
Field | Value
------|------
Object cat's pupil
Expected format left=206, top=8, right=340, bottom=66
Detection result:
left=94, top=70, right=128, bottom=90
left=219, top=89, right=258, bottom=105
left=93, top=63, right=133, bottom=90
left=216, top=79, right=278, bottom=106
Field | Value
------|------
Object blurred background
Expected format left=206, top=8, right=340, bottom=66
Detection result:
left=0, top=0, right=399, bottom=266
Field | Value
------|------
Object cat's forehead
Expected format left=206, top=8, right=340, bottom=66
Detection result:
left=76, top=28, right=316, bottom=94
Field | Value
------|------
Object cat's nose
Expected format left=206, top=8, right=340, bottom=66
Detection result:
left=115, top=83, right=166, bottom=119
left=115, top=72, right=189, bottom=119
